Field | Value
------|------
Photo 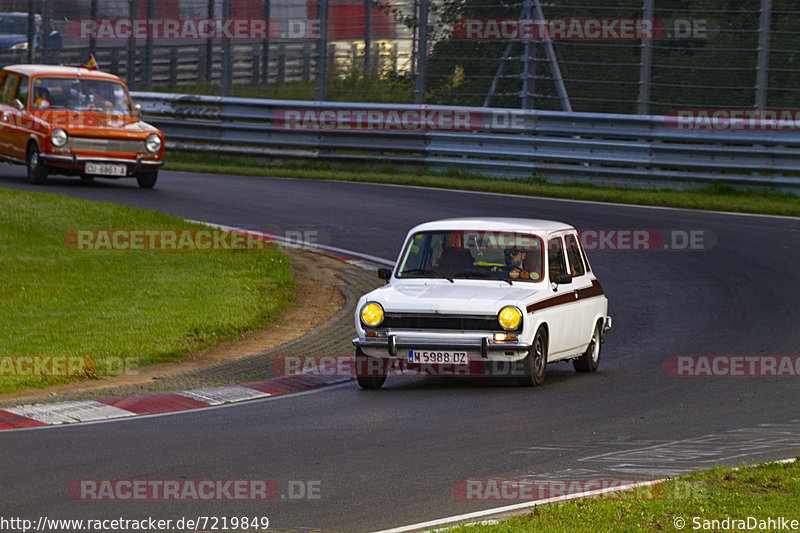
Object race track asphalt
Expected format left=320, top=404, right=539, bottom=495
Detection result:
left=1, top=169, right=799, bottom=532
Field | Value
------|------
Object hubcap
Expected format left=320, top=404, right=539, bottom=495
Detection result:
left=591, top=329, right=600, bottom=363
left=534, top=337, right=544, bottom=374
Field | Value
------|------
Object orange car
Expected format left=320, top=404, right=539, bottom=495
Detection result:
left=0, top=64, right=164, bottom=188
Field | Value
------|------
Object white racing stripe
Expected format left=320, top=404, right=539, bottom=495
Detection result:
left=179, top=385, right=270, bottom=405
left=371, top=479, right=664, bottom=533
left=185, top=219, right=395, bottom=267
left=375, top=457, right=800, bottom=533
left=5, top=400, right=135, bottom=424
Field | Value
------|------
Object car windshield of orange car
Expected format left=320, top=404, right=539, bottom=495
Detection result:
left=396, top=230, right=545, bottom=282
left=31, top=77, right=132, bottom=115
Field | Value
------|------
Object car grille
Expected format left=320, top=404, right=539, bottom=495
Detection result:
left=381, top=314, right=500, bottom=331
left=68, top=137, right=144, bottom=154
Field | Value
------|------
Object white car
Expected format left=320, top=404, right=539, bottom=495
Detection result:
left=352, top=218, right=612, bottom=389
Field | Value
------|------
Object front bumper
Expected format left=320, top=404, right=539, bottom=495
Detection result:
left=353, top=335, right=531, bottom=358
left=41, top=154, right=164, bottom=172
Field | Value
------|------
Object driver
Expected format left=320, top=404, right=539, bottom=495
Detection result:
left=504, top=248, right=527, bottom=279
left=33, top=86, right=50, bottom=109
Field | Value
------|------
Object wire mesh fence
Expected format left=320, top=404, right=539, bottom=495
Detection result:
left=1, top=0, right=799, bottom=113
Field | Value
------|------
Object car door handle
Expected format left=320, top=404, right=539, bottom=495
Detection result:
left=574, top=289, right=580, bottom=299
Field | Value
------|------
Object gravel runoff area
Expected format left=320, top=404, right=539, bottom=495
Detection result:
left=0, top=262, right=382, bottom=408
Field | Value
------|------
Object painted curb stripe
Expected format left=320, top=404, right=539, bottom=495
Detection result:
left=178, top=385, right=270, bottom=405
left=0, top=410, right=47, bottom=429
left=3, top=400, right=136, bottom=424
left=95, top=393, right=210, bottom=415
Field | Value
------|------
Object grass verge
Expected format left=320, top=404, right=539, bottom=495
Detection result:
left=0, top=188, right=293, bottom=395
left=446, top=458, right=800, bottom=532
left=163, top=152, right=800, bottom=218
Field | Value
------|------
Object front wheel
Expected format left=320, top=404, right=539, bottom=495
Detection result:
left=573, top=321, right=602, bottom=373
left=517, top=326, right=548, bottom=387
left=355, top=348, right=387, bottom=389
left=136, top=170, right=158, bottom=189
left=26, top=145, right=48, bottom=184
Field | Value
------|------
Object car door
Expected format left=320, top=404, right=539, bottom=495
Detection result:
left=0, top=72, right=19, bottom=160
left=543, top=234, right=585, bottom=357
left=564, top=231, right=596, bottom=346
left=5, top=75, right=30, bottom=162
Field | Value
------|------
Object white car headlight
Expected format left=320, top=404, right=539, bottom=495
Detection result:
left=360, top=302, right=385, bottom=328
left=145, top=133, right=162, bottom=153
left=498, top=306, right=522, bottom=331
left=50, top=128, right=68, bottom=147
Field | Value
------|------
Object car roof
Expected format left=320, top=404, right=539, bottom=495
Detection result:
left=407, top=217, right=575, bottom=234
left=1, top=65, right=123, bottom=82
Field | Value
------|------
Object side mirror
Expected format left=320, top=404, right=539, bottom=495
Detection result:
left=12, top=98, right=24, bottom=111
left=134, top=103, right=142, bottom=117
left=378, top=268, right=392, bottom=282
left=553, top=273, right=572, bottom=285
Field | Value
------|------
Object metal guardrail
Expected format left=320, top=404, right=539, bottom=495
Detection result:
left=132, top=92, right=800, bottom=191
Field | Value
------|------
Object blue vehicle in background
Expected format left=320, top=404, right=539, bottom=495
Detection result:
left=0, top=12, right=62, bottom=51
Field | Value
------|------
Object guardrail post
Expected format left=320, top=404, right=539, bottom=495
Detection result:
left=278, top=44, right=286, bottom=84
left=303, top=43, right=311, bottom=83
left=252, top=47, right=261, bottom=84
left=315, top=0, right=329, bottom=101
left=637, top=0, right=654, bottom=114
left=221, top=0, right=233, bottom=95
left=414, top=0, right=428, bottom=104
left=127, top=0, right=137, bottom=89
left=89, top=0, right=98, bottom=56
left=110, top=48, right=120, bottom=75
left=145, top=0, right=154, bottom=89
left=169, top=48, right=178, bottom=88
left=327, top=43, right=336, bottom=77
left=205, top=0, right=214, bottom=84
left=41, top=0, right=50, bottom=64
left=27, top=0, right=34, bottom=63
left=262, top=0, right=271, bottom=85
left=364, top=0, right=372, bottom=77
left=755, top=0, right=772, bottom=108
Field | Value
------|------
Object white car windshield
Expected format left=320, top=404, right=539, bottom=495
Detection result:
left=31, top=76, right=133, bottom=115
left=396, top=230, right=545, bottom=282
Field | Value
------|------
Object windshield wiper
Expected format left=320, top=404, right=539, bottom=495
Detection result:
left=453, top=269, right=513, bottom=285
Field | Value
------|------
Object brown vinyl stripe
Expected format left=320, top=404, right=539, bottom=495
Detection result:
left=526, top=279, right=604, bottom=314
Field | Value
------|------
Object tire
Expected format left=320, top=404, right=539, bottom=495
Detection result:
left=355, top=347, right=387, bottom=389
left=573, top=321, right=602, bottom=373
left=26, top=145, right=48, bottom=184
left=517, top=326, right=548, bottom=387
left=136, top=170, right=158, bottom=189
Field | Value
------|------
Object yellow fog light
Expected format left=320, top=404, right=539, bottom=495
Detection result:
left=498, top=306, right=522, bottom=331
left=360, top=302, right=384, bottom=327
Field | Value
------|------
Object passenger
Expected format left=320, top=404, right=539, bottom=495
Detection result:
left=32, top=86, right=50, bottom=109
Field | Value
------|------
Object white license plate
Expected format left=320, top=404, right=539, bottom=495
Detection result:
left=408, top=350, right=468, bottom=364
left=85, top=162, right=127, bottom=176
